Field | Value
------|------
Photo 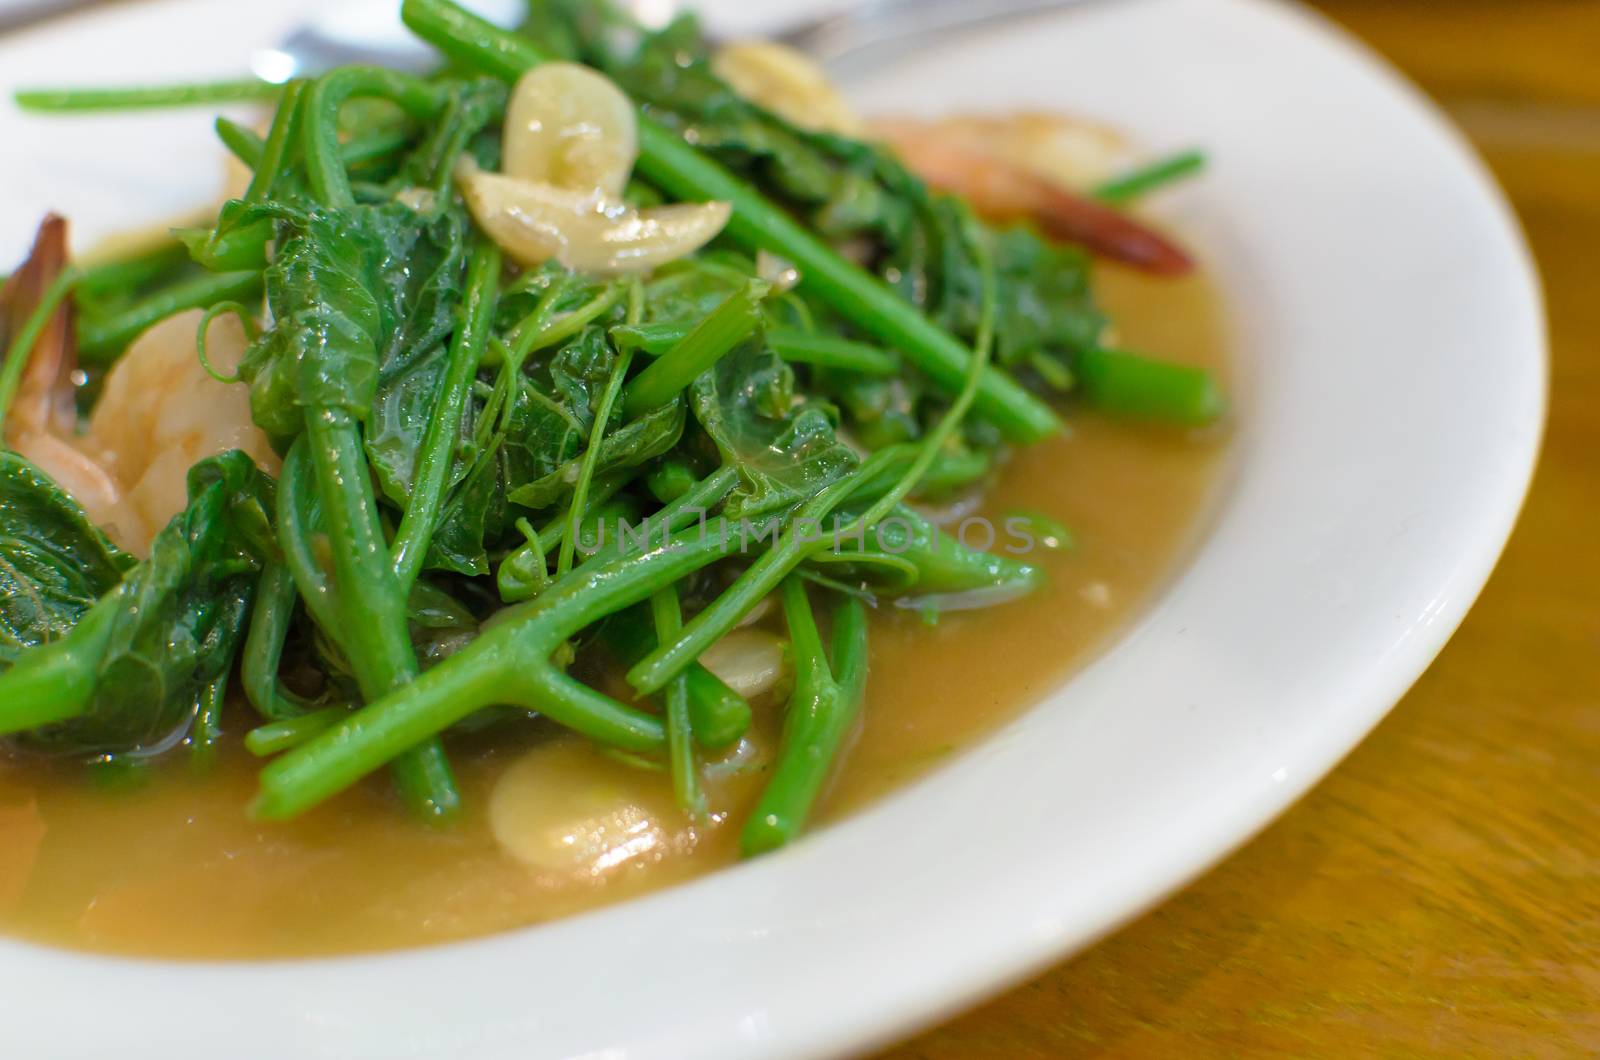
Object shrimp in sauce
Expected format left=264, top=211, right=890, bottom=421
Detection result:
left=1, top=217, right=276, bottom=555
left=700, top=40, right=1192, bottom=274
left=874, top=116, right=1194, bottom=274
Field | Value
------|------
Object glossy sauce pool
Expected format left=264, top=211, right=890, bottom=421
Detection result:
left=0, top=265, right=1232, bottom=958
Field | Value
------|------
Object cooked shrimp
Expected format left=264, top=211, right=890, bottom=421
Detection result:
left=77, top=309, right=279, bottom=553
left=875, top=115, right=1194, bottom=274
left=2, top=217, right=277, bottom=555
left=875, top=112, right=1130, bottom=191
left=3, top=215, right=76, bottom=441
left=2, top=217, right=131, bottom=538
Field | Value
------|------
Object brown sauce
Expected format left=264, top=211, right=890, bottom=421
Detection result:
left=0, top=264, right=1231, bottom=958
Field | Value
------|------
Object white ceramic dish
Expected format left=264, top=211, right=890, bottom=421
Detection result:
left=0, top=0, right=1544, bottom=1057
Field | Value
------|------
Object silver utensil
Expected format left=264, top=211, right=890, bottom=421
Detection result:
left=773, top=0, right=1100, bottom=67
left=0, top=0, right=95, bottom=34
left=255, top=0, right=1095, bottom=81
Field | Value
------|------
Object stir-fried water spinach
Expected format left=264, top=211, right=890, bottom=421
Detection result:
left=0, top=0, right=1221, bottom=850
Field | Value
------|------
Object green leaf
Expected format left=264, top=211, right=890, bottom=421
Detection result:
left=0, top=452, right=133, bottom=668
left=506, top=399, right=684, bottom=509
left=363, top=210, right=471, bottom=504
left=239, top=201, right=468, bottom=456
left=545, top=4, right=1105, bottom=423
left=690, top=337, right=857, bottom=519
left=2, top=450, right=276, bottom=757
left=428, top=323, right=683, bottom=570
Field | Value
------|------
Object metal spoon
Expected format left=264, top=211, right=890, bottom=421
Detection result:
left=254, top=0, right=1097, bottom=81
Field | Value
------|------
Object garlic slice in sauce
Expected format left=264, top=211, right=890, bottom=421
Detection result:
left=712, top=41, right=863, bottom=136
left=697, top=629, right=788, bottom=699
left=459, top=159, right=730, bottom=275
left=503, top=63, right=638, bottom=198
left=489, top=741, right=696, bottom=879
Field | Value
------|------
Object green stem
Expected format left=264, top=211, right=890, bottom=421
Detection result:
left=627, top=447, right=900, bottom=695
left=767, top=329, right=898, bottom=376
left=387, top=741, right=462, bottom=822
left=241, top=562, right=329, bottom=721
left=194, top=301, right=258, bottom=384
left=300, top=408, right=461, bottom=823
left=651, top=587, right=706, bottom=819
left=559, top=344, right=633, bottom=576
left=742, top=585, right=868, bottom=855
left=1093, top=149, right=1206, bottom=205
left=1076, top=347, right=1225, bottom=426
left=77, top=270, right=263, bottom=364
left=14, top=79, right=282, bottom=112
left=181, top=83, right=306, bottom=273
left=244, top=707, right=346, bottom=756
left=254, top=654, right=508, bottom=819
left=535, top=470, right=632, bottom=555
left=0, top=587, right=120, bottom=734
left=615, top=321, right=899, bottom=377
left=839, top=203, right=996, bottom=537
left=601, top=607, right=750, bottom=750
left=496, top=516, right=550, bottom=603
left=214, top=119, right=266, bottom=167
left=301, top=66, right=444, bottom=208
left=621, top=279, right=766, bottom=418
left=254, top=474, right=741, bottom=819
left=302, top=409, right=413, bottom=697
left=254, top=542, right=701, bottom=819
left=391, top=242, right=501, bottom=588
left=284, top=73, right=462, bottom=820
left=190, top=671, right=229, bottom=769
left=77, top=243, right=187, bottom=298
left=509, top=279, right=623, bottom=362
left=853, top=505, right=1041, bottom=596
left=218, top=118, right=412, bottom=171
left=637, top=118, right=1052, bottom=439
left=243, top=81, right=306, bottom=203
left=399, top=0, right=1059, bottom=442
left=275, top=440, right=340, bottom=630
left=608, top=320, right=685, bottom=355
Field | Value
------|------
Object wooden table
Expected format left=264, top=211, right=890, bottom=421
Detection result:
left=886, top=2, right=1600, bottom=1055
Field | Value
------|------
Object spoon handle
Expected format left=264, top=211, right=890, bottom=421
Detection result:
left=774, top=0, right=1112, bottom=65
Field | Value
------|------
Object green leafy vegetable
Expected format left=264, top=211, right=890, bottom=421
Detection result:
left=741, top=579, right=868, bottom=855
left=401, top=0, right=1062, bottom=442
left=691, top=337, right=858, bottom=520
left=0, top=451, right=274, bottom=756
left=0, top=0, right=1223, bottom=853
left=0, top=452, right=133, bottom=669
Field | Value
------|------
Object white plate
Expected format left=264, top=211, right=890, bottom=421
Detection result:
left=0, top=1, right=1544, bottom=1057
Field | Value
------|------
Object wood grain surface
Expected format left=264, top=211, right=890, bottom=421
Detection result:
left=884, top=2, right=1600, bottom=1056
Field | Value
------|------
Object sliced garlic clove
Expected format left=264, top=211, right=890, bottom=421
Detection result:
left=394, top=186, right=437, bottom=213
left=755, top=250, right=800, bottom=293
left=489, top=740, right=693, bottom=880
left=460, top=161, right=731, bottom=275
left=712, top=41, right=864, bottom=136
left=698, top=629, right=788, bottom=699
left=734, top=593, right=775, bottom=628
left=504, top=62, right=638, bottom=197
left=459, top=160, right=588, bottom=266
left=578, top=199, right=734, bottom=275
